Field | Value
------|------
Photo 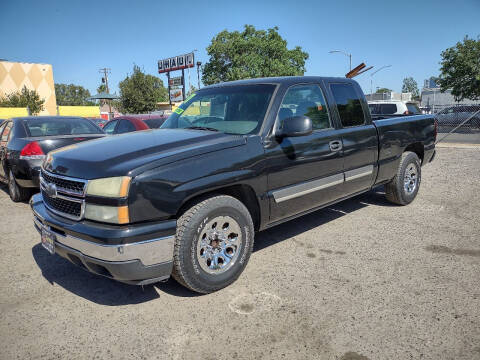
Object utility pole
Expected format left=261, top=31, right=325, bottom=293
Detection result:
left=196, top=61, right=202, bottom=89
left=99, top=68, right=112, bottom=118
left=99, top=68, right=111, bottom=93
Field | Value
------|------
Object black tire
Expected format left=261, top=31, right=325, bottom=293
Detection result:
left=385, top=151, right=421, bottom=205
left=172, top=195, right=254, bottom=294
left=8, top=170, right=30, bottom=202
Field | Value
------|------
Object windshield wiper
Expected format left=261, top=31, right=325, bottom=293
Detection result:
left=185, top=126, right=219, bottom=132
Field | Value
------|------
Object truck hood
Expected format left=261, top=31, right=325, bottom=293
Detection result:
left=43, top=129, right=246, bottom=179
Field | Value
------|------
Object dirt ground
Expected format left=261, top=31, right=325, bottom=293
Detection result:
left=0, top=147, right=479, bottom=360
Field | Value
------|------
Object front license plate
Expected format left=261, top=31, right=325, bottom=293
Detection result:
left=41, top=227, right=55, bottom=255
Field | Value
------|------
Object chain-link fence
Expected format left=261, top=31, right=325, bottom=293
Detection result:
left=431, top=103, right=480, bottom=144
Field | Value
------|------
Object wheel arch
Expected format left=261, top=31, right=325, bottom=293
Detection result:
left=176, top=184, right=262, bottom=231
left=404, top=142, right=424, bottom=163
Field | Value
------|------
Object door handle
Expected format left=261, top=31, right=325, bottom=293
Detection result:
left=329, top=140, right=342, bottom=152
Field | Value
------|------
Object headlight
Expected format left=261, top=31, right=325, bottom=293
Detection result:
left=85, top=176, right=131, bottom=224
left=85, top=204, right=129, bottom=224
left=86, top=176, right=131, bottom=197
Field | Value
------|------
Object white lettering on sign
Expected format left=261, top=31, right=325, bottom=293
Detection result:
left=158, top=52, right=195, bottom=73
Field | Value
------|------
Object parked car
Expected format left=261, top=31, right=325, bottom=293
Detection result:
left=435, top=105, right=480, bottom=133
left=31, top=77, right=436, bottom=293
left=103, top=114, right=167, bottom=135
left=0, top=116, right=105, bottom=202
left=368, top=100, right=421, bottom=117
left=87, top=117, right=108, bottom=129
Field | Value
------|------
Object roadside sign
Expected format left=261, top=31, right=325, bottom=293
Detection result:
left=170, top=88, right=183, bottom=102
left=158, top=52, right=195, bottom=74
left=169, top=76, right=183, bottom=87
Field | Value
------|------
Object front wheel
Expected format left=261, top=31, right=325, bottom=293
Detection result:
left=385, top=151, right=421, bottom=205
left=172, top=195, right=255, bottom=294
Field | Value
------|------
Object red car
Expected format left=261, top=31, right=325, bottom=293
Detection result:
left=103, top=114, right=167, bottom=135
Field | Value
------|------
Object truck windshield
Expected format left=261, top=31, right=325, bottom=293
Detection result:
left=161, top=84, right=276, bottom=135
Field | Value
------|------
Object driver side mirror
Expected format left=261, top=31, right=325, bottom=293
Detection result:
left=277, top=116, right=313, bottom=138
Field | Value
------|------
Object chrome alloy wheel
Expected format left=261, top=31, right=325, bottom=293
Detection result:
left=196, top=216, right=242, bottom=275
left=404, top=163, right=418, bottom=194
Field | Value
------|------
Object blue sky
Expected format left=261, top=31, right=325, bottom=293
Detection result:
left=1, top=0, right=479, bottom=95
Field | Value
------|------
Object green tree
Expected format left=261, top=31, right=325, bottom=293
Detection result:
left=402, top=77, right=419, bottom=99
left=186, top=84, right=197, bottom=97
left=202, top=25, right=309, bottom=85
left=55, top=83, right=94, bottom=105
left=97, top=84, right=107, bottom=93
left=118, top=65, right=168, bottom=114
left=376, top=88, right=392, bottom=93
left=0, top=86, right=45, bottom=115
left=438, top=36, right=480, bottom=101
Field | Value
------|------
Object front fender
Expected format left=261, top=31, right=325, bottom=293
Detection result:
left=128, top=137, right=266, bottom=223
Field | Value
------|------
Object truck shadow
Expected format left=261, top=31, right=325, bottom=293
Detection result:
left=32, top=244, right=162, bottom=305
left=253, top=188, right=392, bottom=253
left=31, top=187, right=391, bottom=304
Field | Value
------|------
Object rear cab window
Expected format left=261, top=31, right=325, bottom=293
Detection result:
left=330, top=83, right=365, bottom=127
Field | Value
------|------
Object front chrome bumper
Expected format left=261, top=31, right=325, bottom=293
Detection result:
left=30, top=193, right=176, bottom=285
left=33, top=215, right=174, bottom=266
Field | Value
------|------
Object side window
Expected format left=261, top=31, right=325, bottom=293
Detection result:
left=103, top=120, right=118, bottom=134
left=330, top=83, right=365, bottom=127
left=117, top=120, right=136, bottom=134
left=1, top=122, right=13, bottom=142
left=279, top=84, right=331, bottom=130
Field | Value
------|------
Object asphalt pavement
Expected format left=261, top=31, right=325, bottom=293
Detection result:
left=0, top=147, right=479, bottom=360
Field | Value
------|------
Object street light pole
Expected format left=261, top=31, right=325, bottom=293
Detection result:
left=329, top=50, right=352, bottom=71
left=370, top=65, right=392, bottom=98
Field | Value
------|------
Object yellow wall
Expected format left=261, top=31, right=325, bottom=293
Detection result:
left=58, top=106, right=100, bottom=117
left=0, top=61, right=57, bottom=116
left=0, top=107, right=29, bottom=118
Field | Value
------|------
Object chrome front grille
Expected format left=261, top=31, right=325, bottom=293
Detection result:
left=41, top=170, right=87, bottom=196
left=40, top=170, right=88, bottom=221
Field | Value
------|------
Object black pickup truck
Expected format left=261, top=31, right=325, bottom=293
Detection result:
left=30, top=77, right=436, bottom=293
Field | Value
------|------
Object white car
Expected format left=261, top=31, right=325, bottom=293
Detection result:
left=368, top=100, right=421, bottom=116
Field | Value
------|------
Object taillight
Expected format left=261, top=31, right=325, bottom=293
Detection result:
left=434, top=119, right=438, bottom=141
left=20, top=141, right=45, bottom=160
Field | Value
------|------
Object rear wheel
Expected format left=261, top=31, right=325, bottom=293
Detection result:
left=172, top=195, right=254, bottom=294
left=8, top=170, right=30, bottom=202
left=385, top=151, right=421, bottom=205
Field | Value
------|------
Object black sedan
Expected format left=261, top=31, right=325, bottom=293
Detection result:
left=0, top=116, right=105, bottom=202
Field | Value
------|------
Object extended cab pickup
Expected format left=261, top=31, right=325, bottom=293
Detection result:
left=30, top=77, right=436, bottom=293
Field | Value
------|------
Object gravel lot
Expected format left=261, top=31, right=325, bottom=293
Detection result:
left=1, top=147, right=479, bottom=360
